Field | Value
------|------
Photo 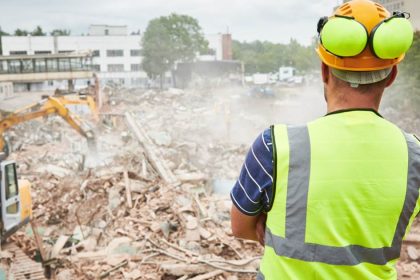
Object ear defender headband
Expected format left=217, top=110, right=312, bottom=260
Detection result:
left=317, top=12, right=413, bottom=59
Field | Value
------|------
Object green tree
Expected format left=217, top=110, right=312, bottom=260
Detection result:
left=0, top=27, right=8, bottom=36
left=14, top=29, right=29, bottom=36
left=50, top=29, right=71, bottom=36
left=232, top=38, right=319, bottom=74
left=31, top=26, right=46, bottom=36
left=142, top=13, right=208, bottom=88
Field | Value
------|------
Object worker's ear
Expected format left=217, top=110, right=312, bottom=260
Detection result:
left=321, top=62, right=330, bottom=84
left=385, top=66, right=398, bottom=88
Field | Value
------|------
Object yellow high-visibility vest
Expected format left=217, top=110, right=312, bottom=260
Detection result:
left=258, top=110, right=420, bottom=280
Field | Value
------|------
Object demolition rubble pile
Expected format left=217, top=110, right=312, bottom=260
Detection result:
left=7, top=87, right=260, bottom=280
left=5, top=86, right=420, bottom=279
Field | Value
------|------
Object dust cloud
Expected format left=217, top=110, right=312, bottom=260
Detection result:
left=179, top=83, right=326, bottom=147
left=381, top=78, right=420, bottom=136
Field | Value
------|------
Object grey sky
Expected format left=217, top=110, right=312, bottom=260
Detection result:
left=0, top=0, right=339, bottom=45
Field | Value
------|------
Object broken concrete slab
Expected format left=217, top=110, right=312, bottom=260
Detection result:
left=148, top=131, right=172, bottom=147
left=108, top=187, right=122, bottom=211
left=50, top=235, right=70, bottom=259
left=35, top=164, right=72, bottom=178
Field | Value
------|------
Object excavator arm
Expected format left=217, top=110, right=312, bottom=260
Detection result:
left=0, top=97, right=95, bottom=155
left=54, top=95, right=99, bottom=122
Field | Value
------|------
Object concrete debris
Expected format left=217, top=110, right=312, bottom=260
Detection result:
left=35, top=164, right=72, bottom=178
left=107, top=187, right=122, bottom=211
left=407, top=246, right=419, bottom=261
left=6, top=86, right=419, bottom=279
left=56, top=269, right=73, bottom=280
left=148, top=131, right=172, bottom=146
left=50, top=235, right=70, bottom=259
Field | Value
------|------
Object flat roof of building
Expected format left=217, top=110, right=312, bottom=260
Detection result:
left=0, top=52, right=92, bottom=60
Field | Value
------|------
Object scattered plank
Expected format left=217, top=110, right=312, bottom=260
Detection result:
left=50, top=235, right=70, bottom=259
left=188, top=270, right=224, bottom=280
left=124, top=170, right=133, bottom=208
left=30, top=220, right=47, bottom=262
left=161, top=263, right=212, bottom=276
left=99, top=259, right=128, bottom=279
left=125, top=112, right=179, bottom=185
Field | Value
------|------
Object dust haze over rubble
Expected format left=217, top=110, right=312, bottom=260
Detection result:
left=190, top=84, right=326, bottom=147
left=4, top=81, right=419, bottom=280
left=381, top=82, right=420, bottom=136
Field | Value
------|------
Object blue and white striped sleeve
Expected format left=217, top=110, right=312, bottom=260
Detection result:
left=230, top=128, right=274, bottom=216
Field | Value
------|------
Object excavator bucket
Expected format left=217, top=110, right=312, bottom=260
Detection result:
left=84, top=133, right=99, bottom=169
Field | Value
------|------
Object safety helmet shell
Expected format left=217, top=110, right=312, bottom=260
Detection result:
left=316, top=0, right=405, bottom=71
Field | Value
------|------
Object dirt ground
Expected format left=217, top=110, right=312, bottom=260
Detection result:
left=3, top=85, right=420, bottom=279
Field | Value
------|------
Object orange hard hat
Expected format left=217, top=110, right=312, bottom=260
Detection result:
left=316, top=0, right=405, bottom=71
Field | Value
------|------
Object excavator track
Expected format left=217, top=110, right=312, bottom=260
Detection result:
left=3, top=242, right=46, bottom=280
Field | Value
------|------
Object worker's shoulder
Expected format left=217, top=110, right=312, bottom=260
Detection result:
left=391, top=123, right=420, bottom=149
left=252, top=127, right=272, bottom=149
left=251, top=127, right=272, bottom=153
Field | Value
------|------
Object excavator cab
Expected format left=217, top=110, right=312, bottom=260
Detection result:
left=0, top=160, right=31, bottom=242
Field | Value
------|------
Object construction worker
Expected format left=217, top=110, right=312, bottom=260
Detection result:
left=230, top=0, right=419, bottom=279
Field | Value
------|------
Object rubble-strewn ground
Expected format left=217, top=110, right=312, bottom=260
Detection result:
left=4, top=85, right=420, bottom=279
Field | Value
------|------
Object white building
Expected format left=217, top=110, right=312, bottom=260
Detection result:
left=0, top=82, right=13, bottom=100
left=1, top=25, right=233, bottom=90
left=2, top=25, right=146, bottom=89
left=199, top=33, right=232, bottom=61
left=201, top=34, right=224, bottom=61
left=88, top=25, right=128, bottom=36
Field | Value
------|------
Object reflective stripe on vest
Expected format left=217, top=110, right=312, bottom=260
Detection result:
left=264, top=125, right=420, bottom=266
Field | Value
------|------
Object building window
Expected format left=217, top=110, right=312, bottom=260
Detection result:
left=70, top=58, right=83, bottom=71
left=9, top=51, right=27, bottom=55
left=92, top=64, right=101, bottom=72
left=34, top=59, right=47, bottom=72
left=130, top=49, right=142, bottom=56
left=21, top=60, right=33, bottom=73
left=92, top=50, right=100, bottom=57
left=106, top=50, right=124, bottom=57
left=47, top=59, right=58, bottom=72
left=130, top=64, right=141, bottom=72
left=59, top=50, right=74, bottom=54
left=58, top=58, right=71, bottom=71
left=35, top=51, right=52, bottom=55
left=107, top=64, right=124, bottom=72
left=8, top=60, right=21, bottom=73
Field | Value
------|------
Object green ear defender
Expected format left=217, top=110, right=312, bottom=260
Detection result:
left=369, top=12, right=414, bottom=59
left=320, top=16, right=368, bottom=57
left=318, top=12, right=413, bottom=59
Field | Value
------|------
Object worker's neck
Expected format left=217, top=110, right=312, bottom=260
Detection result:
left=326, top=89, right=382, bottom=114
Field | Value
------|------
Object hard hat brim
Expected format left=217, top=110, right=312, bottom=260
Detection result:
left=316, top=45, right=404, bottom=72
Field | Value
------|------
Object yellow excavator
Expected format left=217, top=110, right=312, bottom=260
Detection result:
left=53, top=94, right=99, bottom=122
left=0, top=159, right=32, bottom=242
left=0, top=96, right=96, bottom=241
